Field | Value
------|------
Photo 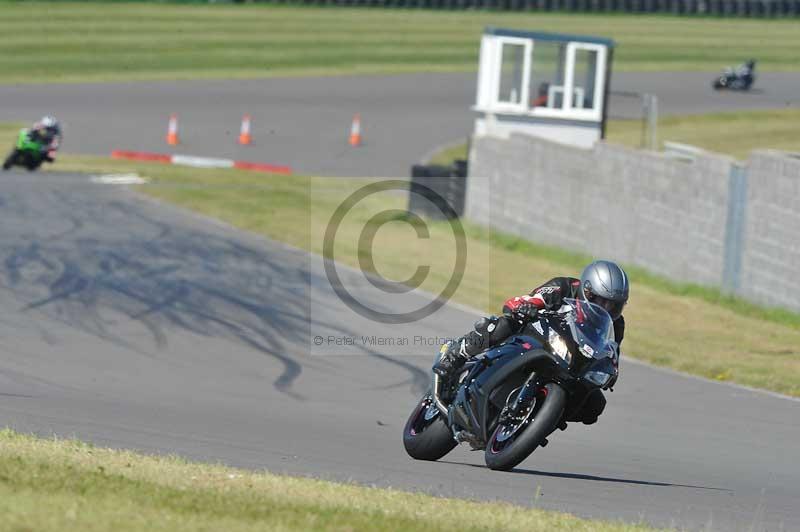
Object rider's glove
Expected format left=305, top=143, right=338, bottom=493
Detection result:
left=513, top=302, right=538, bottom=321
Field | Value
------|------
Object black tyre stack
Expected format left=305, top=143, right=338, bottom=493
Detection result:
left=407, top=159, right=467, bottom=221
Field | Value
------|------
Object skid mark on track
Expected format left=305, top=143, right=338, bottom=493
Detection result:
left=0, top=182, right=319, bottom=397
left=139, top=189, right=439, bottom=398
left=1, top=177, right=436, bottom=400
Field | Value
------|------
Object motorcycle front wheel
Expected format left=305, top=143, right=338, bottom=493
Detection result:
left=24, top=156, right=42, bottom=171
left=402, top=394, right=456, bottom=461
left=484, top=382, right=566, bottom=471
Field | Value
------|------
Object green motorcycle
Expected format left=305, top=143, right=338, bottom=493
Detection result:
left=2, top=128, right=60, bottom=171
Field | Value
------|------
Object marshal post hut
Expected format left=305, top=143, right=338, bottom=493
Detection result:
left=473, top=28, right=615, bottom=148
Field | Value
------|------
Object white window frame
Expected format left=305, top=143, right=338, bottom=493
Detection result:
left=529, top=41, right=606, bottom=122
left=475, top=35, right=495, bottom=110
left=566, top=42, right=606, bottom=121
left=473, top=34, right=608, bottom=124
left=490, top=37, right=532, bottom=114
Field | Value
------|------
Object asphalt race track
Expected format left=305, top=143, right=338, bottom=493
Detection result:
left=0, top=171, right=797, bottom=531
left=0, top=72, right=798, bottom=177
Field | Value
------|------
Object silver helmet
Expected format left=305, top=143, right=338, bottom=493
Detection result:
left=580, top=260, right=629, bottom=320
left=36, top=116, right=61, bottom=136
left=40, top=116, right=58, bottom=128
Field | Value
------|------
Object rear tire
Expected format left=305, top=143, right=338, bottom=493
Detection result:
left=484, top=383, right=566, bottom=471
left=403, top=395, right=456, bottom=461
left=2, top=150, right=16, bottom=170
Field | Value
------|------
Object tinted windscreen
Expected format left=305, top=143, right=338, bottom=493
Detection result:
left=563, top=298, right=614, bottom=359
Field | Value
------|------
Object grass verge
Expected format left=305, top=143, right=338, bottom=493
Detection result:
left=426, top=139, right=472, bottom=166
left=1, top=122, right=798, bottom=395
left=0, top=3, right=798, bottom=83
left=607, top=108, right=800, bottom=160
left=0, top=429, right=662, bottom=532
left=425, top=108, right=800, bottom=162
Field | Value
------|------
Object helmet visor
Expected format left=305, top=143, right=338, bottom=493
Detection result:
left=589, top=294, right=625, bottom=320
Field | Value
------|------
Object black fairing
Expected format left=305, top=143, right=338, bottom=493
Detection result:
left=586, top=355, right=617, bottom=376
left=447, top=335, right=569, bottom=443
left=523, top=316, right=605, bottom=376
left=445, top=303, right=618, bottom=444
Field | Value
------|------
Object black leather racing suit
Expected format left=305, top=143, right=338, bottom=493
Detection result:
left=450, top=277, right=624, bottom=424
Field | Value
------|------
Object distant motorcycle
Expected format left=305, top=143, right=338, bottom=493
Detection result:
left=403, top=298, right=619, bottom=471
left=712, top=60, right=756, bottom=91
left=2, top=128, right=60, bottom=171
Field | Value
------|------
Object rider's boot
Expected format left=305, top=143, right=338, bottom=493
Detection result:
left=432, top=338, right=470, bottom=379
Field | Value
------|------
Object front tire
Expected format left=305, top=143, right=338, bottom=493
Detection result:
left=25, top=156, right=42, bottom=171
left=484, top=382, right=566, bottom=471
left=403, top=395, right=456, bottom=461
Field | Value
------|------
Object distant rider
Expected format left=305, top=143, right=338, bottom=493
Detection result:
left=2, top=116, right=62, bottom=171
left=735, top=59, right=756, bottom=79
left=28, top=116, right=62, bottom=158
left=433, top=260, right=630, bottom=426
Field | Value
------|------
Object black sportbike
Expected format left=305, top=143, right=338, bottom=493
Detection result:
left=712, top=60, right=756, bottom=91
left=2, top=128, right=59, bottom=171
left=403, top=298, right=619, bottom=471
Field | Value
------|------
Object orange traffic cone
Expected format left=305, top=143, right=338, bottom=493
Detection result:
left=238, top=114, right=252, bottom=145
left=166, top=114, right=179, bottom=145
left=349, top=113, right=362, bottom=147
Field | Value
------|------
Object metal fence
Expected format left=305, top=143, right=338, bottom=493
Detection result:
left=255, top=0, right=800, bottom=17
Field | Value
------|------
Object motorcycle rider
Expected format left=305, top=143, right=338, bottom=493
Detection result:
left=29, top=116, right=62, bottom=156
left=734, top=59, right=756, bottom=79
left=3, top=116, right=61, bottom=170
left=433, top=260, right=629, bottom=425
left=716, top=59, right=756, bottom=90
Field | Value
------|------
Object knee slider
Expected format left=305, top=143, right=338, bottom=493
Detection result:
left=473, top=315, right=499, bottom=335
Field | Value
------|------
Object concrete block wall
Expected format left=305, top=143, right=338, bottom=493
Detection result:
left=467, top=134, right=735, bottom=288
left=739, top=151, right=800, bottom=310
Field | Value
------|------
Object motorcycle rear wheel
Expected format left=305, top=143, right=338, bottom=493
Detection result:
left=403, top=395, right=456, bottom=461
left=484, top=382, right=566, bottom=471
left=2, top=150, right=17, bottom=170
left=713, top=74, right=732, bottom=90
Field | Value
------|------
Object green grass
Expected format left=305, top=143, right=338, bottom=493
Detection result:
left=0, top=3, right=798, bottom=83
left=426, top=139, right=472, bottom=166
left=2, top=122, right=799, bottom=396
left=608, top=108, right=800, bottom=160
left=0, top=429, right=663, bottom=532
left=427, top=108, right=800, bottom=162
